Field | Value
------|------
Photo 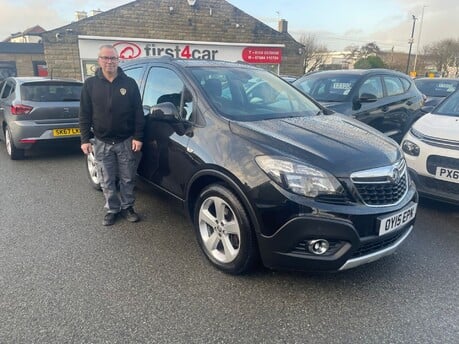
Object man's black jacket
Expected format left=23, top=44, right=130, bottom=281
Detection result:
left=79, top=67, right=145, bottom=144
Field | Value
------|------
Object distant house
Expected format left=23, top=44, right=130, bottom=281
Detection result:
left=0, top=42, right=46, bottom=80
left=3, top=25, right=46, bottom=43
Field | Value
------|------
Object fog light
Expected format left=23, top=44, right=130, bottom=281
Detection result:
left=308, top=239, right=329, bottom=255
left=401, top=140, right=420, bottom=156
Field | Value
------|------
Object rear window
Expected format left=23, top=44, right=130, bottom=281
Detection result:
left=21, top=83, right=82, bottom=102
left=415, top=79, right=459, bottom=97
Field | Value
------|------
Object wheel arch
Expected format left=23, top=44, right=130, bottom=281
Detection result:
left=185, top=168, right=261, bottom=235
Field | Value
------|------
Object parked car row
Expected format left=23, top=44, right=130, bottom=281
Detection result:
left=2, top=60, right=456, bottom=275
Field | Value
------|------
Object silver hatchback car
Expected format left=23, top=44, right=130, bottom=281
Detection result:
left=0, top=77, right=82, bottom=159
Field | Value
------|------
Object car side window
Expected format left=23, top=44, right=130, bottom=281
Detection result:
left=383, top=76, right=404, bottom=96
left=1, top=81, right=14, bottom=99
left=143, top=67, right=193, bottom=120
left=359, top=77, right=383, bottom=99
left=399, top=77, right=411, bottom=92
left=0, top=80, right=5, bottom=98
left=124, top=67, right=144, bottom=89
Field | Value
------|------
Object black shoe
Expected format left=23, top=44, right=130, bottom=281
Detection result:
left=122, top=207, right=140, bottom=222
left=103, top=212, right=117, bottom=226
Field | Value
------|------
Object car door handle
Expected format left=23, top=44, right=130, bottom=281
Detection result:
left=406, top=100, right=413, bottom=106
left=381, top=106, right=389, bottom=112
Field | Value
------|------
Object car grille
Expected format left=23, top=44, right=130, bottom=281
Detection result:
left=351, top=227, right=410, bottom=258
left=351, top=159, right=408, bottom=207
left=426, top=155, right=459, bottom=174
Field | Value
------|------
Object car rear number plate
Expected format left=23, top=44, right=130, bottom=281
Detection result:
left=53, top=128, right=80, bottom=137
left=378, top=202, right=417, bottom=236
left=435, top=166, right=459, bottom=184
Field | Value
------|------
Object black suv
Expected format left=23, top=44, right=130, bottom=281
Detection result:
left=86, top=57, right=418, bottom=274
left=293, top=69, right=424, bottom=143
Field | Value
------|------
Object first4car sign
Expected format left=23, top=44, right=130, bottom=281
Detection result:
left=78, top=37, right=284, bottom=78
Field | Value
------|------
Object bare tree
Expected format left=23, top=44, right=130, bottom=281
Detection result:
left=298, top=34, right=329, bottom=73
left=424, top=39, right=459, bottom=76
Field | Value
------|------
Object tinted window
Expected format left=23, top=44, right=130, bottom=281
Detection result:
left=415, top=79, right=459, bottom=97
left=383, top=76, right=404, bottom=96
left=1, top=81, right=14, bottom=99
left=435, top=91, right=459, bottom=117
left=295, top=74, right=359, bottom=102
left=124, top=67, right=144, bottom=89
left=400, top=77, right=411, bottom=92
left=21, top=82, right=82, bottom=102
left=190, top=66, right=318, bottom=120
left=143, top=67, right=193, bottom=120
left=359, top=76, right=383, bottom=98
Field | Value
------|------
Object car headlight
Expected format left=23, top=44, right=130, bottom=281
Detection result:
left=255, top=156, right=344, bottom=197
left=401, top=140, right=420, bottom=156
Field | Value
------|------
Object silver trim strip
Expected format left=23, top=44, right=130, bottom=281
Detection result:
left=338, top=225, right=413, bottom=271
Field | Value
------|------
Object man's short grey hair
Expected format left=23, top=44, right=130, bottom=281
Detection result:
left=98, top=45, right=118, bottom=55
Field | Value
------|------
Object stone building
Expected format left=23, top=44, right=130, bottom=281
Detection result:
left=0, top=43, right=47, bottom=80
left=41, top=0, right=304, bottom=80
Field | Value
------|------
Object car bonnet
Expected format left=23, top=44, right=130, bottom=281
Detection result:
left=412, top=113, right=459, bottom=142
left=230, top=114, right=401, bottom=177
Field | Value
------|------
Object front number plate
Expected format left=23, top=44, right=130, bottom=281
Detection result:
left=435, top=166, right=459, bottom=184
left=378, top=202, right=417, bottom=236
left=53, top=128, right=80, bottom=137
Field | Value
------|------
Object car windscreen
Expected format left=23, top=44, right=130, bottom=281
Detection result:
left=415, top=79, right=459, bottom=97
left=189, top=66, right=320, bottom=120
left=294, top=74, right=359, bottom=102
left=21, top=82, right=82, bottom=102
left=434, top=90, right=459, bottom=117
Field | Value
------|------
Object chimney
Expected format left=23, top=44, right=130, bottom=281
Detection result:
left=89, top=9, right=102, bottom=16
left=278, top=19, right=288, bottom=33
left=75, top=11, right=87, bottom=21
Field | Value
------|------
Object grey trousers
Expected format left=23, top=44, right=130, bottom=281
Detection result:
left=94, top=137, right=139, bottom=213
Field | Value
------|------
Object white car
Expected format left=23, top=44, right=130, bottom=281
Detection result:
left=401, top=90, right=459, bottom=204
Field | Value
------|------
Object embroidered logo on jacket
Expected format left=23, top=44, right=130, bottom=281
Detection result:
left=120, top=88, right=127, bottom=96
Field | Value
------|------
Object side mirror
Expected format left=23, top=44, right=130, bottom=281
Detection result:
left=358, top=93, right=378, bottom=103
left=149, top=102, right=180, bottom=121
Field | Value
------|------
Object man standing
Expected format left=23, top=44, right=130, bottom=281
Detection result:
left=79, top=45, right=145, bottom=226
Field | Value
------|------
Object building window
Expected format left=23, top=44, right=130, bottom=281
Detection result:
left=33, top=61, right=48, bottom=77
left=0, top=61, right=17, bottom=81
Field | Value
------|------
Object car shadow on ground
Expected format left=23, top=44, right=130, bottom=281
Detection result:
left=20, top=140, right=82, bottom=160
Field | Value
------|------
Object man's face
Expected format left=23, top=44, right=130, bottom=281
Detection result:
left=98, top=47, right=119, bottom=75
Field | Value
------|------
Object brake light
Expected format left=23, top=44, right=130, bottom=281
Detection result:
left=11, top=104, right=33, bottom=115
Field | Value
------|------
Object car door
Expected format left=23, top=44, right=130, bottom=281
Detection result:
left=137, top=64, right=195, bottom=198
left=351, top=75, right=387, bottom=132
left=380, top=75, right=412, bottom=142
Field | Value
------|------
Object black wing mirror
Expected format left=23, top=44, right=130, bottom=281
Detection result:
left=149, top=102, right=180, bottom=121
left=358, top=93, right=378, bottom=103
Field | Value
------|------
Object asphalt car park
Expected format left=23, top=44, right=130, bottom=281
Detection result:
left=0, top=143, right=457, bottom=343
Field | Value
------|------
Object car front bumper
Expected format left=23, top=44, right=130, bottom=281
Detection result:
left=403, top=131, right=459, bottom=204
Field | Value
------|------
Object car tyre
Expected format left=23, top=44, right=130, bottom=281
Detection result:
left=85, top=141, right=101, bottom=190
left=4, top=125, right=25, bottom=160
left=194, top=183, right=258, bottom=274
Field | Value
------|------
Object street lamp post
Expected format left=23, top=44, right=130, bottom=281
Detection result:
left=406, top=15, right=417, bottom=75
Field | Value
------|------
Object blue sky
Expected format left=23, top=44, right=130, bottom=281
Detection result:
left=1, top=0, right=458, bottom=53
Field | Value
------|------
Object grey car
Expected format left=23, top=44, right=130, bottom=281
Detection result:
left=0, top=77, right=82, bottom=159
